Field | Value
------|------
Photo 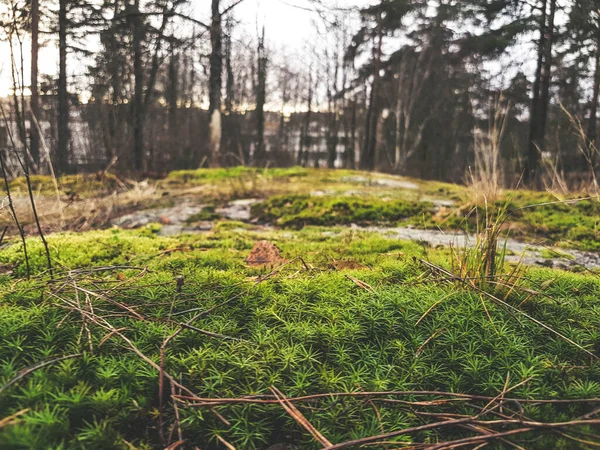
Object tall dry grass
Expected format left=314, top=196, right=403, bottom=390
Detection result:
left=468, top=96, right=510, bottom=201
left=542, top=106, right=600, bottom=195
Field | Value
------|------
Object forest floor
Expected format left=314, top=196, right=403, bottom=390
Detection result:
left=1, top=168, right=600, bottom=449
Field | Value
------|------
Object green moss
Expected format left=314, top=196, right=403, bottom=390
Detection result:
left=185, top=206, right=222, bottom=223
left=167, top=166, right=309, bottom=183
left=251, top=194, right=432, bottom=228
left=0, top=227, right=598, bottom=448
left=516, top=199, right=600, bottom=251
left=8, top=173, right=124, bottom=198
left=539, top=248, right=576, bottom=260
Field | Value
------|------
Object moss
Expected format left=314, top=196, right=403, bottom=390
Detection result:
left=0, top=227, right=599, bottom=448
left=8, top=173, right=124, bottom=198
left=251, top=194, right=432, bottom=228
left=167, top=166, right=309, bottom=183
left=213, top=220, right=254, bottom=231
left=539, top=248, right=576, bottom=260
left=185, top=206, right=222, bottom=223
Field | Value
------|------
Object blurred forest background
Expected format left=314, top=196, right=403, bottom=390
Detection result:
left=0, top=0, right=599, bottom=190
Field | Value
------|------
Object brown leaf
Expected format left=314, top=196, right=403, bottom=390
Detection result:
left=331, top=259, right=368, bottom=271
left=246, top=240, right=286, bottom=268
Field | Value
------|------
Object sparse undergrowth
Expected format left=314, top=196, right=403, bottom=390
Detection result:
left=5, top=167, right=600, bottom=253
left=0, top=225, right=599, bottom=449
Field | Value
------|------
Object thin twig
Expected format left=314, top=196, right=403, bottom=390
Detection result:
left=270, top=386, right=333, bottom=448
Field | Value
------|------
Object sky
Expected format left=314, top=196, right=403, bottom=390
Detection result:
left=0, top=0, right=371, bottom=98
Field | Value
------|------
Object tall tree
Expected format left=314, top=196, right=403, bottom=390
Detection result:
left=206, top=0, right=247, bottom=167
left=29, top=0, right=40, bottom=166
left=131, top=0, right=145, bottom=171
left=57, top=0, right=69, bottom=173
left=569, top=0, right=600, bottom=153
left=298, top=68, right=313, bottom=166
left=526, top=0, right=557, bottom=187
left=346, top=0, right=424, bottom=170
left=208, top=0, right=222, bottom=167
left=254, top=25, right=267, bottom=165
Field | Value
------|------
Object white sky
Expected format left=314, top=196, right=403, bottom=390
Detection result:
left=0, top=0, right=565, bottom=104
left=0, top=0, right=371, bottom=98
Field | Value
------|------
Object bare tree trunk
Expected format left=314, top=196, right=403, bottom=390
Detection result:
left=347, top=96, right=357, bottom=170
left=299, top=71, right=313, bottom=166
left=131, top=0, right=145, bottom=172
left=57, top=0, right=70, bottom=174
left=108, top=0, right=121, bottom=163
left=361, top=25, right=382, bottom=171
left=168, top=43, right=179, bottom=153
left=208, top=0, right=222, bottom=167
left=525, top=0, right=554, bottom=188
left=394, top=74, right=404, bottom=171
left=254, top=26, right=267, bottom=165
left=537, top=0, right=556, bottom=150
left=326, top=54, right=339, bottom=169
left=587, top=31, right=600, bottom=159
left=30, top=0, right=40, bottom=166
left=224, top=16, right=234, bottom=114
left=326, top=114, right=339, bottom=169
left=278, top=72, right=290, bottom=156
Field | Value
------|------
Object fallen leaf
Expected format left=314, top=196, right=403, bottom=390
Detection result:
left=331, top=259, right=368, bottom=271
left=246, top=240, right=286, bottom=267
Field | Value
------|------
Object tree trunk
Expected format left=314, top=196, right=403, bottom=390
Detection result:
left=326, top=59, right=339, bottom=169
left=108, top=0, right=121, bottom=163
left=361, top=26, right=382, bottom=171
left=208, top=0, right=222, bottom=167
left=537, top=0, right=556, bottom=149
left=132, top=0, right=145, bottom=172
left=224, top=16, right=234, bottom=114
left=327, top=113, right=339, bottom=169
left=57, top=0, right=70, bottom=174
left=168, top=44, right=179, bottom=157
left=525, top=0, right=550, bottom=187
left=347, top=97, right=357, bottom=170
left=299, top=72, right=313, bottom=166
left=587, top=31, right=600, bottom=159
left=394, top=73, right=404, bottom=170
left=29, top=0, right=40, bottom=167
left=254, top=27, right=267, bottom=165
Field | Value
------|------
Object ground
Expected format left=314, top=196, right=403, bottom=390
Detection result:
left=0, top=168, right=599, bottom=449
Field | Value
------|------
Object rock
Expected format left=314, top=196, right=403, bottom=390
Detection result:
left=217, top=199, right=260, bottom=221
left=340, top=175, right=419, bottom=190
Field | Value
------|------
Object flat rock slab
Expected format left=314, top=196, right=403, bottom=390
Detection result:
left=362, top=225, right=600, bottom=270
left=340, top=176, right=419, bottom=190
left=112, top=199, right=260, bottom=235
left=217, top=199, right=259, bottom=221
left=112, top=201, right=206, bottom=230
